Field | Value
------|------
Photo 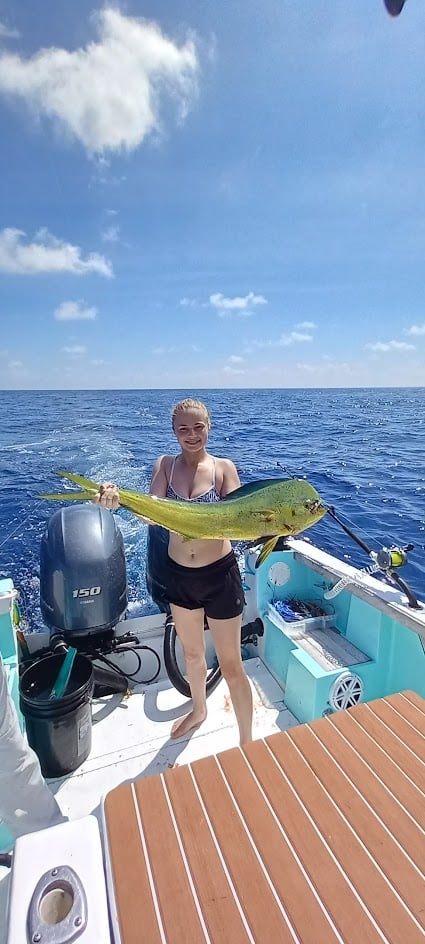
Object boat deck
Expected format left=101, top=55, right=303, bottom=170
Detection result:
left=103, top=690, right=425, bottom=944
left=51, top=656, right=296, bottom=822
left=0, top=657, right=294, bottom=941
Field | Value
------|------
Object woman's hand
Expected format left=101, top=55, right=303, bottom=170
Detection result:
left=92, top=482, right=120, bottom=511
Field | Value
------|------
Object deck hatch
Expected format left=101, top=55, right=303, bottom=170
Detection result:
left=103, top=691, right=425, bottom=944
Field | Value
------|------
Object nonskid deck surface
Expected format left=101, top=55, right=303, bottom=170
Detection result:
left=48, top=657, right=296, bottom=823
left=104, top=691, right=425, bottom=944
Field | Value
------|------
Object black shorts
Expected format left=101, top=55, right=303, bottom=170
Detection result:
left=165, top=551, right=245, bottom=620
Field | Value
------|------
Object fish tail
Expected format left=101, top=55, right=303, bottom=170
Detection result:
left=54, top=471, right=101, bottom=492
left=38, top=470, right=102, bottom=503
left=38, top=491, right=95, bottom=502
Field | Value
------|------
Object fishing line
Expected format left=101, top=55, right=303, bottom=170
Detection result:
left=0, top=501, right=44, bottom=551
left=277, top=460, right=417, bottom=552
left=275, top=462, right=421, bottom=609
left=276, top=462, right=293, bottom=478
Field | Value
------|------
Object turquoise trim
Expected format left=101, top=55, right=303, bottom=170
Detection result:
left=0, top=579, right=21, bottom=851
left=0, top=579, right=22, bottom=724
left=256, top=549, right=425, bottom=724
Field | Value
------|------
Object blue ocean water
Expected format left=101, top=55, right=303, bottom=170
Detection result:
left=0, top=388, right=424, bottom=630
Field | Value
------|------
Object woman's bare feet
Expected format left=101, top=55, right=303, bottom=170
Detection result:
left=170, top=709, right=207, bottom=740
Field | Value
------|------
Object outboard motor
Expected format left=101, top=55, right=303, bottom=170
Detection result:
left=40, top=504, right=128, bottom=645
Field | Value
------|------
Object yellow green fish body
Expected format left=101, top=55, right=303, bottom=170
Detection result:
left=39, top=471, right=327, bottom=566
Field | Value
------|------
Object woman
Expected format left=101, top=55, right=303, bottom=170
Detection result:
left=95, top=398, right=252, bottom=744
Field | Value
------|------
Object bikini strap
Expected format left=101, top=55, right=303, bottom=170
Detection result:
left=168, top=456, right=176, bottom=488
left=211, top=457, right=216, bottom=487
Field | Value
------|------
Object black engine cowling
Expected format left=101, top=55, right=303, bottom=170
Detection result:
left=40, top=504, right=128, bottom=639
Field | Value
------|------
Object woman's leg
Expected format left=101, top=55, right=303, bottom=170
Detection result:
left=169, top=603, right=208, bottom=739
left=207, top=615, right=253, bottom=745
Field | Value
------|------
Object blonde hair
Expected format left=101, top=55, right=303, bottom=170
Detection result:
left=171, top=398, right=211, bottom=430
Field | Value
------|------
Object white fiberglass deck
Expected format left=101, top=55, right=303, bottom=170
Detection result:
left=51, top=657, right=296, bottom=822
left=0, top=658, right=295, bottom=943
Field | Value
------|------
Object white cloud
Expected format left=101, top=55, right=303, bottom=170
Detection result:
left=228, top=355, right=244, bottom=363
left=296, top=359, right=353, bottom=374
left=54, top=301, right=98, bottom=321
left=365, top=340, right=415, bottom=353
left=295, top=321, right=317, bottom=330
left=61, top=345, right=87, bottom=356
left=101, top=225, right=120, bottom=243
left=0, top=228, right=112, bottom=276
left=0, top=8, right=199, bottom=154
left=254, top=330, right=313, bottom=348
left=279, top=331, right=312, bottom=345
left=210, top=291, right=267, bottom=315
left=0, top=22, right=19, bottom=39
left=223, top=364, right=245, bottom=375
left=295, top=362, right=319, bottom=373
left=406, top=323, right=425, bottom=336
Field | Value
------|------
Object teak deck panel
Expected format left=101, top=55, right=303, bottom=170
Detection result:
left=104, top=691, right=425, bottom=944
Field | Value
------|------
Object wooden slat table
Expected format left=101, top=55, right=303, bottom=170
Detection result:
left=103, top=691, right=425, bottom=944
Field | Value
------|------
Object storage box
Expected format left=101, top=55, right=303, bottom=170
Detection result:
left=267, top=603, right=335, bottom=635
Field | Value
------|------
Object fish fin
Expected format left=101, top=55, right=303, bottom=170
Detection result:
left=251, top=509, right=275, bottom=523
left=255, top=536, right=280, bottom=568
left=38, top=491, right=95, bottom=502
left=221, top=479, right=291, bottom=501
left=54, top=471, right=101, bottom=493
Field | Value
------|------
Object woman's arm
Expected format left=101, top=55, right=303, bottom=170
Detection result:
left=149, top=455, right=169, bottom=498
left=219, top=458, right=241, bottom=497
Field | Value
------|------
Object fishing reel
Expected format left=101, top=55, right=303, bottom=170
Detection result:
left=326, top=505, right=421, bottom=609
left=370, top=544, right=414, bottom=572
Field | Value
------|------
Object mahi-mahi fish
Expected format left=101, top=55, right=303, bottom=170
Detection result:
left=39, top=471, right=328, bottom=567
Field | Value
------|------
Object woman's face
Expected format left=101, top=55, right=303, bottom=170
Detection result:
left=173, top=408, right=210, bottom=453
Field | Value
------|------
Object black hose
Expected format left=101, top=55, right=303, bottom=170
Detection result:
left=93, top=645, right=161, bottom=685
left=163, top=616, right=264, bottom=699
left=163, top=616, right=222, bottom=698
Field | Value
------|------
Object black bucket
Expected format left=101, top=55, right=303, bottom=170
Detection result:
left=19, top=654, right=94, bottom=778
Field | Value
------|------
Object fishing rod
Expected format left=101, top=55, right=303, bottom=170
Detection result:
left=326, top=506, right=419, bottom=609
left=276, top=463, right=421, bottom=610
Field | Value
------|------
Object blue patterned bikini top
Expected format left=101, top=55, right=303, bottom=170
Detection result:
left=166, top=457, right=221, bottom=503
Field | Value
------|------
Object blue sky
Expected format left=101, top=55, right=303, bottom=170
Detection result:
left=0, top=0, right=424, bottom=389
